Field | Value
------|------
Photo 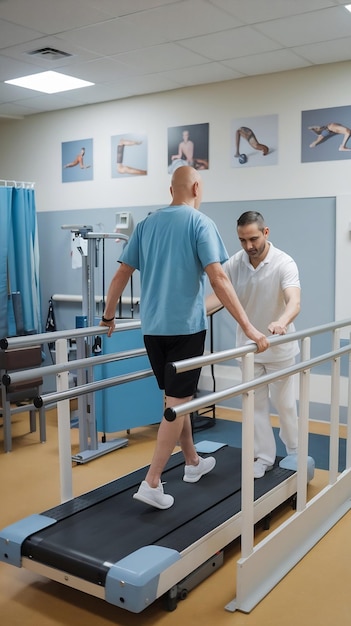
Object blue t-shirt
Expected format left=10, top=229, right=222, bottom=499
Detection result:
left=119, top=205, right=228, bottom=335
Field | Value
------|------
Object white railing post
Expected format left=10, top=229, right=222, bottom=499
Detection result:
left=347, top=331, right=351, bottom=469
left=329, top=329, right=341, bottom=484
left=297, top=336, right=311, bottom=511
left=240, top=352, right=255, bottom=559
left=55, top=338, right=73, bottom=502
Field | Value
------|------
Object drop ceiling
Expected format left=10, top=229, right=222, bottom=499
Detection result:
left=0, top=0, right=350, bottom=118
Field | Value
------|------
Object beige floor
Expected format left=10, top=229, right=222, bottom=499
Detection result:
left=1, top=407, right=350, bottom=626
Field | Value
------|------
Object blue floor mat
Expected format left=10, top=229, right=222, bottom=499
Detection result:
left=193, top=418, right=346, bottom=472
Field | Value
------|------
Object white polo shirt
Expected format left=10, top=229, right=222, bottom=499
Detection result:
left=223, top=242, right=300, bottom=363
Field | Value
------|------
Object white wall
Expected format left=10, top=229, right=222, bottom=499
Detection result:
left=1, top=61, right=351, bottom=210
left=1, top=60, right=351, bottom=316
left=1, top=60, right=351, bottom=415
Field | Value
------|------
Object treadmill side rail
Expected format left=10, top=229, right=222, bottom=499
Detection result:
left=0, top=514, right=57, bottom=567
left=105, top=545, right=180, bottom=613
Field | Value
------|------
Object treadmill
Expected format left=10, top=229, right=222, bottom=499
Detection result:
left=0, top=443, right=296, bottom=613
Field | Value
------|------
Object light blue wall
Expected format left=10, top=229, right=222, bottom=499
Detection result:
left=38, top=196, right=335, bottom=375
left=202, top=197, right=336, bottom=368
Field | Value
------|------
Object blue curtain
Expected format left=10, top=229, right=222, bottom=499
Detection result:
left=0, top=187, right=42, bottom=338
left=0, top=188, right=11, bottom=338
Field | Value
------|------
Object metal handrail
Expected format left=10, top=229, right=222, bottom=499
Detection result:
left=169, top=318, right=351, bottom=374
left=0, top=319, right=141, bottom=350
left=164, top=343, right=351, bottom=421
left=3, top=347, right=147, bottom=387
left=33, top=368, right=154, bottom=408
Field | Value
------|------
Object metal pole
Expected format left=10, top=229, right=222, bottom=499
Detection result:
left=240, top=352, right=255, bottom=558
left=56, top=338, right=73, bottom=502
left=329, top=329, right=341, bottom=484
left=297, top=337, right=310, bottom=511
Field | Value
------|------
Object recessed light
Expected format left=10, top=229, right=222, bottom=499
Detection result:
left=5, top=71, right=94, bottom=94
left=345, top=4, right=351, bottom=13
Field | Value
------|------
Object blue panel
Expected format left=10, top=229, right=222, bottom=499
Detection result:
left=0, top=514, right=57, bottom=567
left=105, top=545, right=180, bottom=612
left=202, top=197, right=336, bottom=389
left=94, top=328, right=163, bottom=432
left=36, top=198, right=336, bottom=390
left=203, top=197, right=335, bottom=356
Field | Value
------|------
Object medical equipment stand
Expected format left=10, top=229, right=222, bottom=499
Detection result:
left=61, top=225, right=129, bottom=463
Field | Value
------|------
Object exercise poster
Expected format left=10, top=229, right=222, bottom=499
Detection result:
left=230, top=114, right=278, bottom=168
left=301, top=105, right=351, bottom=162
left=62, top=138, right=93, bottom=182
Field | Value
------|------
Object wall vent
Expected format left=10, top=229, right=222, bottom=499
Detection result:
left=26, top=47, right=72, bottom=61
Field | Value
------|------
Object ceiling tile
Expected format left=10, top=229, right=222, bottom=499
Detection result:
left=223, top=49, right=312, bottom=76
left=179, top=26, right=283, bottom=60
left=255, top=6, right=351, bottom=47
left=84, top=0, right=178, bottom=18
left=0, top=19, right=43, bottom=49
left=0, top=0, right=351, bottom=118
left=61, top=58, right=141, bottom=83
left=209, top=0, right=339, bottom=23
left=0, top=0, right=113, bottom=33
left=124, top=0, right=243, bottom=41
left=157, top=62, right=244, bottom=86
left=114, top=43, right=209, bottom=73
left=57, top=17, right=168, bottom=56
left=293, top=37, right=351, bottom=64
left=1, top=35, right=100, bottom=70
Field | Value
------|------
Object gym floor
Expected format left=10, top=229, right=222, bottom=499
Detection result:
left=0, top=407, right=350, bottom=626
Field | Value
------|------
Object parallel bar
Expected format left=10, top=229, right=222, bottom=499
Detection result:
left=34, top=369, right=154, bottom=408
left=168, top=333, right=347, bottom=374
left=166, top=345, right=351, bottom=421
left=170, top=319, right=351, bottom=374
left=4, top=347, right=147, bottom=386
left=0, top=320, right=141, bottom=350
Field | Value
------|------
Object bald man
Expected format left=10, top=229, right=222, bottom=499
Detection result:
left=101, top=166, right=268, bottom=509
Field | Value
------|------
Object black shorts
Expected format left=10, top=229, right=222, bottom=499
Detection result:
left=144, top=331, right=206, bottom=398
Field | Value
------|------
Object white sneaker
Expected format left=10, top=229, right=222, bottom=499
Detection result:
left=254, top=459, right=273, bottom=479
left=133, top=481, right=174, bottom=509
left=183, top=456, right=216, bottom=483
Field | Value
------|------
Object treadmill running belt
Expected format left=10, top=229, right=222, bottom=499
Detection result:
left=22, top=446, right=294, bottom=586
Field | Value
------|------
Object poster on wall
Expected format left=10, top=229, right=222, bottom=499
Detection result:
left=168, top=123, right=209, bottom=173
left=111, top=132, right=148, bottom=177
left=301, top=105, right=351, bottom=163
left=230, top=114, right=278, bottom=168
left=62, top=138, right=93, bottom=182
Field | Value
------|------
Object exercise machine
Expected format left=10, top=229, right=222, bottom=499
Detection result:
left=0, top=442, right=297, bottom=613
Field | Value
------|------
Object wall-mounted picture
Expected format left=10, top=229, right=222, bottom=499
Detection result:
left=231, top=115, right=278, bottom=168
left=168, top=123, right=209, bottom=173
left=111, top=133, right=148, bottom=178
left=62, top=138, right=93, bottom=183
left=301, top=105, right=351, bottom=162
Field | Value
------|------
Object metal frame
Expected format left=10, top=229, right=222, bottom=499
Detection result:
left=168, top=322, right=351, bottom=613
left=2, top=469, right=298, bottom=612
left=1, top=319, right=351, bottom=612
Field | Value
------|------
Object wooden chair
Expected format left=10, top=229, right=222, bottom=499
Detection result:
left=0, top=346, right=46, bottom=452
